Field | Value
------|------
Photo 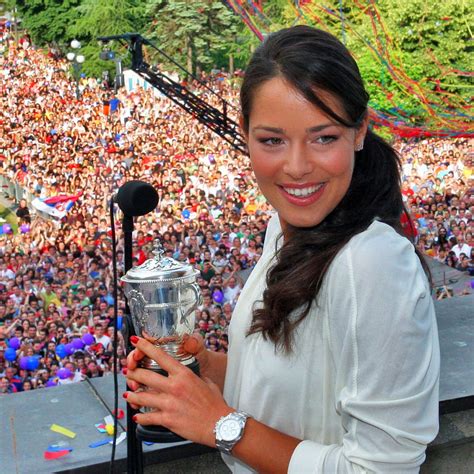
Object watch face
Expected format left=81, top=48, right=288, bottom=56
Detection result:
left=219, top=419, right=241, bottom=441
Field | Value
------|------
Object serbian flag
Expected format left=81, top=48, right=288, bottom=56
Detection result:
left=32, top=193, right=81, bottom=219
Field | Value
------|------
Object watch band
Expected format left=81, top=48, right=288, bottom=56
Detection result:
left=214, top=410, right=251, bottom=454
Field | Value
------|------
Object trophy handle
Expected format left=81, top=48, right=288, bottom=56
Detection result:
left=180, top=283, right=202, bottom=324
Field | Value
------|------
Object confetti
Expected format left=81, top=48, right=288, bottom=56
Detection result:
left=50, top=424, right=76, bottom=439
left=44, top=449, right=72, bottom=460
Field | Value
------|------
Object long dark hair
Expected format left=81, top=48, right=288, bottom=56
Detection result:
left=241, top=26, right=428, bottom=353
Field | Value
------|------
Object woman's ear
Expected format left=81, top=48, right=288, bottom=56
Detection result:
left=355, top=114, right=369, bottom=150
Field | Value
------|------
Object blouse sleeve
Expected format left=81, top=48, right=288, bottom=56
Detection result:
left=288, top=223, right=440, bottom=473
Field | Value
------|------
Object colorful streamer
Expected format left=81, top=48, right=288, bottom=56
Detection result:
left=221, top=0, right=473, bottom=139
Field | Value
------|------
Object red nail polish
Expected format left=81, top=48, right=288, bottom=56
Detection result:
left=130, top=335, right=139, bottom=345
left=132, top=415, right=138, bottom=423
left=122, top=392, right=129, bottom=399
left=122, top=368, right=128, bottom=375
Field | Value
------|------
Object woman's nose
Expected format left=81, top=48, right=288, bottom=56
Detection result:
left=282, top=144, right=313, bottom=180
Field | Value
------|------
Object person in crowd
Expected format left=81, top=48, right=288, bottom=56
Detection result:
left=124, top=26, right=440, bottom=472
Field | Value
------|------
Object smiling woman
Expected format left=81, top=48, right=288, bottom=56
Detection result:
left=125, top=26, right=440, bottom=474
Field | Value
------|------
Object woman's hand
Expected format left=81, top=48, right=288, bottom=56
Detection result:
left=124, top=336, right=232, bottom=447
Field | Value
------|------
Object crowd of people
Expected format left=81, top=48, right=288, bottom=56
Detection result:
left=0, top=29, right=472, bottom=395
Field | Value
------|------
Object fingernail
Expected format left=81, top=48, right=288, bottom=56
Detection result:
left=122, top=392, right=129, bottom=399
left=130, top=335, right=139, bottom=345
left=122, top=368, right=128, bottom=375
left=132, top=415, right=138, bottom=423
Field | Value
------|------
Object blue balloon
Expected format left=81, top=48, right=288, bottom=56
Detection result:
left=26, top=356, right=39, bottom=371
left=181, top=209, right=190, bottom=219
left=57, top=368, right=71, bottom=380
left=81, top=333, right=94, bottom=346
left=8, top=337, right=21, bottom=350
left=72, top=338, right=84, bottom=350
left=19, top=356, right=29, bottom=370
left=117, top=316, right=122, bottom=330
left=0, top=227, right=4, bottom=235
left=56, top=344, right=67, bottom=359
left=5, top=347, right=17, bottom=361
left=213, top=290, right=224, bottom=304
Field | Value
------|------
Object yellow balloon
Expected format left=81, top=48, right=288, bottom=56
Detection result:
left=105, top=424, right=115, bottom=435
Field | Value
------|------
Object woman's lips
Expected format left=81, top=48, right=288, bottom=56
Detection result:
left=279, top=182, right=326, bottom=206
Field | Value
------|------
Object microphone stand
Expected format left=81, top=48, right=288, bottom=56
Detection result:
left=123, top=213, right=143, bottom=474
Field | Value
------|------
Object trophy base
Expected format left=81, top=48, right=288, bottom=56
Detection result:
left=136, top=358, right=200, bottom=444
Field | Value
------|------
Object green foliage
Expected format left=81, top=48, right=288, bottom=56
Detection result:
left=67, top=0, right=146, bottom=78
left=11, top=0, right=146, bottom=79
left=144, top=0, right=243, bottom=73
left=14, top=0, right=82, bottom=45
left=272, top=0, right=472, bottom=135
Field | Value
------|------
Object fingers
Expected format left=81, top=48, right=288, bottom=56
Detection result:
left=132, top=411, right=165, bottom=427
left=126, top=378, right=141, bottom=392
left=131, top=336, right=183, bottom=375
left=127, top=367, right=169, bottom=392
left=124, top=389, right=166, bottom=411
left=126, top=347, right=146, bottom=370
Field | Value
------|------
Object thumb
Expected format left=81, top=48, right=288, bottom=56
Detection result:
left=182, top=333, right=205, bottom=356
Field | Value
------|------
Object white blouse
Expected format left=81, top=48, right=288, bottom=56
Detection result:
left=223, top=215, right=440, bottom=473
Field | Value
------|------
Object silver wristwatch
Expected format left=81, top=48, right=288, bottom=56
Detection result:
left=214, top=411, right=251, bottom=454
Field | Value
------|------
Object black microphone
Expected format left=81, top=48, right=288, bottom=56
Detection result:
left=113, top=180, right=158, bottom=216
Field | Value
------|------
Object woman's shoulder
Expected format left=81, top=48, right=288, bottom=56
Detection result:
left=341, top=220, right=413, bottom=266
left=328, top=220, right=425, bottom=292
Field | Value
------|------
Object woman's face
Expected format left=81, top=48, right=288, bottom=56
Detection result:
left=244, top=77, right=366, bottom=232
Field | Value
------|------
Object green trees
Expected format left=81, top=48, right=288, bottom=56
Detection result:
left=145, top=0, right=242, bottom=74
left=14, top=0, right=82, bottom=45
left=13, top=0, right=144, bottom=77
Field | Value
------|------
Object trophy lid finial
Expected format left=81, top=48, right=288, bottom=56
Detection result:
left=152, top=239, right=165, bottom=260
left=121, top=239, right=198, bottom=283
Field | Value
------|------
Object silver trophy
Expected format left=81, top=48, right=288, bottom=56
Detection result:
left=121, top=242, right=202, bottom=375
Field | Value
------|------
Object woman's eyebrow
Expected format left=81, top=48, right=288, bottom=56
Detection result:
left=252, top=123, right=337, bottom=134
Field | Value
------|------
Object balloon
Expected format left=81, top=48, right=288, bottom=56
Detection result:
left=19, top=356, right=29, bottom=370
left=81, top=333, right=94, bottom=346
left=56, top=344, right=67, bottom=359
left=8, top=337, right=21, bottom=350
left=0, top=227, right=3, bottom=235
left=181, top=209, right=190, bottom=219
left=2, top=223, right=11, bottom=234
left=65, top=343, right=75, bottom=355
left=20, top=224, right=30, bottom=233
left=57, top=368, right=72, bottom=380
left=46, top=379, right=57, bottom=388
left=72, top=338, right=84, bottom=350
left=26, top=356, right=39, bottom=370
left=471, top=280, right=474, bottom=289
left=212, top=290, right=224, bottom=304
left=5, top=347, right=16, bottom=361
left=117, top=316, right=122, bottom=330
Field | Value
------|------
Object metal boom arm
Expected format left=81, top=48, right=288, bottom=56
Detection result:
left=98, top=33, right=247, bottom=155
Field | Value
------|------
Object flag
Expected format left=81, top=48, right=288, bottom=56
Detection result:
left=32, top=194, right=81, bottom=219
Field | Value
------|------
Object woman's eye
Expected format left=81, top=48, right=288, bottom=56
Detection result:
left=258, top=137, right=284, bottom=146
left=314, top=135, right=338, bottom=145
